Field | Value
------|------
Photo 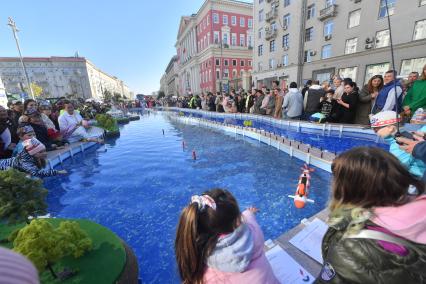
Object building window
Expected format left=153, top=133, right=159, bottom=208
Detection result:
left=283, top=14, right=290, bottom=27
left=213, top=13, right=219, bottom=24
left=258, top=44, right=263, bottom=56
left=322, top=44, right=332, bottom=59
left=224, top=59, right=229, bottom=66
left=223, top=15, right=228, bottom=25
left=223, top=33, right=228, bottom=44
left=269, top=58, right=275, bottom=69
left=259, top=9, right=264, bottom=22
left=248, top=35, right=253, bottom=47
left=248, top=19, right=253, bottom=28
left=339, top=67, right=358, bottom=81
left=214, top=31, right=220, bottom=44
left=365, top=62, right=390, bottom=83
left=348, top=9, right=361, bottom=28
left=282, top=34, right=289, bottom=49
left=379, top=0, right=396, bottom=19
left=325, top=0, right=335, bottom=7
left=345, top=38, right=358, bottom=54
left=231, top=16, right=237, bottom=26
left=232, top=59, right=237, bottom=66
left=216, top=69, right=220, bottom=79
left=241, top=60, right=245, bottom=67
left=223, top=69, right=229, bottom=78
left=271, top=22, right=277, bottom=31
left=231, top=33, right=237, bottom=45
left=400, top=57, right=426, bottom=77
left=240, top=34, right=245, bottom=46
left=324, top=20, right=334, bottom=36
left=240, top=17, right=245, bottom=27
left=304, top=50, right=312, bottom=63
left=305, top=27, right=314, bottom=41
left=232, top=70, right=237, bottom=78
left=284, top=0, right=291, bottom=7
left=414, top=19, right=426, bottom=40
left=375, top=29, right=390, bottom=48
left=307, top=4, right=315, bottom=20
left=240, top=70, right=244, bottom=77
left=258, top=28, right=263, bottom=39
left=282, top=54, right=289, bottom=66
left=215, top=59, right=220, bottom=66
left=209, top=70, right=212, bottom=81
left=258, top=62, right=263, bottom=71
left=270, top=40, right=276, bottom=52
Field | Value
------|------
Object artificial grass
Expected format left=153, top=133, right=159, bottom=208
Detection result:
left=0, top=218, right=126, bottom=284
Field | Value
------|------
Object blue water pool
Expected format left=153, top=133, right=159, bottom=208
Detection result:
left=44, top=113, right=331, bottom=283
left=175, top=110, right=388, bottom=154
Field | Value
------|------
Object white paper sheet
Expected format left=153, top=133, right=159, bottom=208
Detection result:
left=289, top=218, right=328, bottom=264
left=265, top=245, right=314, bottom=284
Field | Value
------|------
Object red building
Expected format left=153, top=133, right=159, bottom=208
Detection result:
left=176, top=0, right=253, bottom=95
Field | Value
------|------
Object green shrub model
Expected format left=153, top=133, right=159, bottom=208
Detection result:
left=12, top=219, right=93, bottom=279
left=0, top=169, right=48, bottom=224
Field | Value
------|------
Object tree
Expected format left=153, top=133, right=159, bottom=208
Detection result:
left=24, top=83, right=43, bottom=98
left=102, top=90, right=112, bottom=102
left=12, top=219, right=92, bottom=279
left=112, top=92, right=122, bottom=103
left=0, top=169, right=47, bottom=224
left=157, top=91, right=165, bottom=99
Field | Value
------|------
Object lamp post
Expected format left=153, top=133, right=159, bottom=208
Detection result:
left=7, top=17, right=34, bottom=99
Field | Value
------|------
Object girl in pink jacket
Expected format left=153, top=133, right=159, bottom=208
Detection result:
left=175, top=188, right=279, bottom=284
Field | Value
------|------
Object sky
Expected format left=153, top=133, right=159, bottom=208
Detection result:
left=0, top=0, right=250, bottom=95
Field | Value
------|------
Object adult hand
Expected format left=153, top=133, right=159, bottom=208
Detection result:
left=371, top=92, right=378, bottom=99
left=7, top=143, right=16, bottom=150
left=247, top=206, right=259, bottom=214
left=413, top=132, right=426, bottom=141
left=396, top=137, right=420, bottom=154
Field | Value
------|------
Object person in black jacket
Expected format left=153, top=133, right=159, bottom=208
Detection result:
left=335, top=81, right=358, bottom=124
left=315, top=147, right=426, bottom=284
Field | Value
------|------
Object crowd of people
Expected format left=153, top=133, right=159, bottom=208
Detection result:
left=0, top=98, right=110, bottom=177
left=170, top=64, right=426, bottom=127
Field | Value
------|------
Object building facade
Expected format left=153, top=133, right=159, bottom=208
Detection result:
left=0, top=56, right=133, bottom=100
left=174, top=0, right=254, bottom=95
left=253, top=0, right=426, bottom=88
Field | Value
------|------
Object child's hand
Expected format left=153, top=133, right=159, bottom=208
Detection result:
left=247, top=206, right=259, bottom=214
left=376, top=125, right=397, bottom=138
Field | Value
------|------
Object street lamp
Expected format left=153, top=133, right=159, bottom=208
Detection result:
left=7, top=17, right=34, bottom=99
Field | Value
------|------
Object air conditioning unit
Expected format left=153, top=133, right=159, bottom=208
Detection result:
left=277, top=63, right=282, bottom=68
left=283, top=25, right=288, bottom=31
left=325, top=35, right=332, bottom=41
left=365, top=37, right=374, bottom=44
left=310, top=51, right=317, bottom=56
left=365, top=43, right=373, bottom=49
left=265, top=26, right=270, bottom=32
left=283, top=46, right=289, bottom=51
left=354, top=0, right=362, bottom=3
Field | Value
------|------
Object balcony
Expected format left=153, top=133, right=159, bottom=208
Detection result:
left=318, top=4, right=338, bottom=21
left=265, top=28, right=277, bottom=40
left=266, top=10, right=278, bottom=22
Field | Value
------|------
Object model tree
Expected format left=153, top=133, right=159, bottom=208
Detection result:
left=0, top=169, right=47, bottom=224
left=12, top=219, right=93, bottom=279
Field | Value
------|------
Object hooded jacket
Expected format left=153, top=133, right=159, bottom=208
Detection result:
left=203, top=210, right=279, bottom=284
left=0, top=149, right=58, bottom=177
left=315, top=198, right=426, bottom=284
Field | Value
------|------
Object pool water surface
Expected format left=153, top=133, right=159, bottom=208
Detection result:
left=44, top=113, right=331, bottom=283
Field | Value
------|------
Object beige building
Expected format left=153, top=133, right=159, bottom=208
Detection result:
left=253, top=0, right=426, bottom=88
left=0, top=56, right=133, bottom=100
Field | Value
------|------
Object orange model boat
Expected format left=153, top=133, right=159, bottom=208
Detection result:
left=288, top=164, right=315, bottom=208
